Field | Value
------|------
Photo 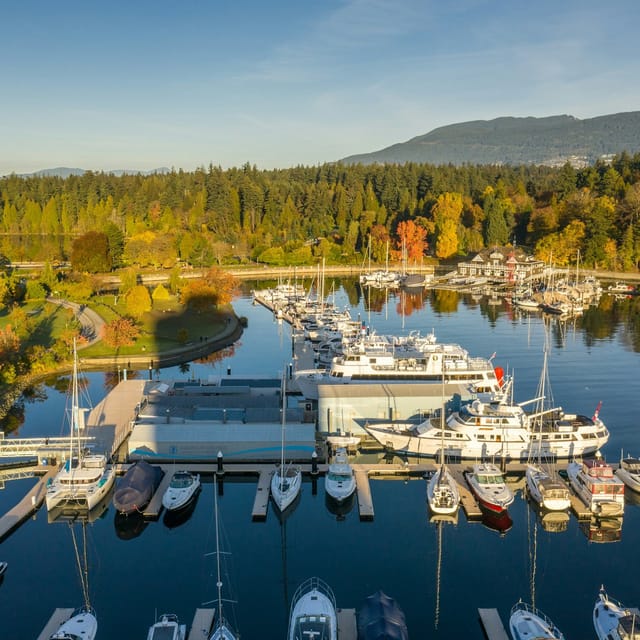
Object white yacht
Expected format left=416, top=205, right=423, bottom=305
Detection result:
left=325, top=448, right=356, bottom=503
left=464, top=463, right=514, bottom=513
left=567, top=455, right=625, bottom=517
left=365, top=378, right=609, bottom=460
left=50, top=607, right=98, bottom=640
left=146, top=613, right=186, bottom=640
left=288, top=577, right=337, bottom=640
left=46, top=342, right=115, bottom=512
left=615, top=454, right=640, bottom=493
left=295, top=331, right=502, bottom=400
left=510, top=601, right=564, bottom=640
left=525, top=464, right=571, bottom=512
left=161, top=470, right=201, bottom=511
left=593, top=587, right=640, bottom=640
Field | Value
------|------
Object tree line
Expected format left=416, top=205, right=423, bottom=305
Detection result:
left=1, top=155, right=640, bottom=272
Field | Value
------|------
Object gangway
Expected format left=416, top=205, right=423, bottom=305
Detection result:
left=0, top=433, right=95, bottom=460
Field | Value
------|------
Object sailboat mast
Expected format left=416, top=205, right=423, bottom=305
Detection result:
left=71, top=338, right=79, bottom=462
left=214, top=476, right=225, bottom=624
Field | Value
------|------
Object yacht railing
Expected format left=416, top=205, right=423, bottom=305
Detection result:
left=290, top=576, right=336, bottom=612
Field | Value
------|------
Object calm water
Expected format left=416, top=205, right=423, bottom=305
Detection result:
left=1, top=280, right=639, bottom=640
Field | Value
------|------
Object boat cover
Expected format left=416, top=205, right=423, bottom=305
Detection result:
left=357, top=591, right=409, bottom=640
left=113, top=460, right=163, bottom=514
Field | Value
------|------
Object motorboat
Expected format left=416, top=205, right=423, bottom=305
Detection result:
left=325, top=448, right=356, bottom=503
left=294, top=330, right=502, bottom=400
left=593, top=586, right=640, bottom=640
left=146, top=613, right=186, bottom=640
left=46, top=341, right=115, bottom=512
left=49, top=607, right=97, bottom=640
left=616, top=454, right=640, bottom=493
left=464, top=463, right=514, bottom=513
left=525, top=464, right=571, bottom=511
left=161, top=470, right=201, bottom=511
left=427, top=465, right=460, bottom=516
left=287, top=577, right=337, bottom=640
left=567, top=455, right=625, bottom=517
left=113, top=460, right=163, bottom=515
left=509, top=601, right=564, bottom=640
left=365, top=377, right=609, bottom=459
left=357, top=590, right=408, bottom=640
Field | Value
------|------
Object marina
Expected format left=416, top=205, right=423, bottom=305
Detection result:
left=1, top=279, right=639, bottom=639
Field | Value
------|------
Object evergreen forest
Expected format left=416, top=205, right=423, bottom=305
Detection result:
left=2, top=155, right=640, bottom=273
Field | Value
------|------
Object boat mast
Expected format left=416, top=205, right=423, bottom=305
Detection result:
left=213, top=475, right=226, bottom=628
left=71, top=338, right=80, bottom=464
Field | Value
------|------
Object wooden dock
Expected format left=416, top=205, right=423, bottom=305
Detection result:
left=188, top=608, right=215, bottom=640
left=0, top=466, right=57, bottom=542
left=141, top=468, right=170, bottom=519
left=449, top=466, right=483, bottom=519
left=478, top=608, right=510, bottom=640
left=252, top=468, right=273, bottom=520
left=337, top=608, right=357, bottom=640
left=36, top=608, right=75, bottom=640
left=353, top=466, right=374, bottom=519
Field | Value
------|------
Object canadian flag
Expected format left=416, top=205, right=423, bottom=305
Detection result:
left=592, top=400, right=603, bottom=422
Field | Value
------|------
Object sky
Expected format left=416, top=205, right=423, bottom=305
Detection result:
left=2, top=0, right=639, bottom=175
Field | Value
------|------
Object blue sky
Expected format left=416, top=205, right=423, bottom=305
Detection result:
left=2, top=0, right=639, bottom=175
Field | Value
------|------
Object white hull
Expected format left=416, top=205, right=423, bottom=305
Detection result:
left=593, top=588, right=640, bottom=640
left=288, top=577, right=337, bottom=640
left=427, top=466, right=460, bottom=515
left=325, top=448, right=356, bottom=503
left=365, top=423, right=606, bottom=460
left=271, top=466, right=302, bottom=512
left=615, top=457, right=640, bottom=493
left=525, top=464, right=571, bottom=511
left=50, top=607, right=97, bottom=640
left=147, top=614, right=186, bottom=640
left=46, top=461, right=116, bottom=512
left=465, top=463, right=514, bottom=513
left=567, top=461, right=625, bottom=517
left=161, top=471, right=201, bottom=511
left=510, top=602, right=564, bottom=640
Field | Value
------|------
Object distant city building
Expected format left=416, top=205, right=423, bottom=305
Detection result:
left=456, top=246, right=545, bottom=284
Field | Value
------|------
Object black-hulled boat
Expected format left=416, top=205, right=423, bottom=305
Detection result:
left=113, top=460, right=163, bottom=515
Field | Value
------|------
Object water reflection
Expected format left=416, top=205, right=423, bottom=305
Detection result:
left=162, top=492, right=200, bottom=529
left=114, top=511, right=149, bottom=540
left=579, top=516, right=623, bottom=543
left=324, top=491, right=355, bottom=521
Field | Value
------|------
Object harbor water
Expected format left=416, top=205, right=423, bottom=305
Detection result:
left=1, top=279, right=639, bottom=639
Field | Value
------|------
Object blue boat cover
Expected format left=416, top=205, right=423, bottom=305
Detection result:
left=357, top=591, right=409, bottom=640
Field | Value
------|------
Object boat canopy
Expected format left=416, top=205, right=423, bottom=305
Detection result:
left=357, top=591, right=408, bottom=640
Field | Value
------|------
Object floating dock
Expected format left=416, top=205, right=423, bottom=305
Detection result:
left=36, top=608, right=75, bottom=640
left=478, top=608, right=510, bottom=640
left=188, top=608, right=215, bottom=640
left=337, top=609, right=357, bottom=640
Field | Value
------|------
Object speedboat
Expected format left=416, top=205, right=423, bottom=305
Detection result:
left=325, top=448, right=356, bottom=503
left=146, top=613, right=186, bottom=640
left=113, top=460, right=163, bottom=515
left=567, top=455, right=625, bottom=517
left=510, top=601, right=564, bottom=640
left=593, top=586, right=640, bottom=640
left=525, top=464, right=571, bottom=511
left=50, top=606, right=97, bottom=640
left=464, top=463, right=514, bottom=512
left=161, top=470, right=201, bottom=511
left=616, top=454, right=640, bottom=493
left=288, top=577, right=337, bottom=640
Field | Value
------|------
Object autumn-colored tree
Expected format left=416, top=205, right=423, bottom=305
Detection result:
left=102, top=317, right=141, bottom=348
left=152, top=284, right=170, bottom=302
left=203, top=267, right=239, bottom=305
left=432, top=192, right=463, bottom=259
left=534, top=220, right=585, bottom=265
left=125, top=285, right=152, bottom=319
left=396, top=219, right=428, bottom=263
left=369, top=224, right=390, bottom=264
left=180, top=279, right=219, bottom=313
left=71, top=231, right=112, bottom=273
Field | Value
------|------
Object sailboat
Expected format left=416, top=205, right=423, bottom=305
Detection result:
left=270, top=374, right=302, bottom=512
left=46, top=340, right=115, bottom=512
left=210, top=476, right=238, bottom=640
left=427, top=367, right=459, bottom=516
left=49, top=522, right=98, bottom=640
left=525, top=348, right=571, bottom=512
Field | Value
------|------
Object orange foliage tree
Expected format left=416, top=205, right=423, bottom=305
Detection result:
left=396, top=219, right=428, bottom=264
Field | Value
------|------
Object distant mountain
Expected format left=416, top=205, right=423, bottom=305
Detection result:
left=341, top=112, right=640, bottom=166
left=20, top=167, right=171, bottom=178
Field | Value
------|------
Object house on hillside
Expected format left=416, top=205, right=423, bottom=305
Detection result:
left=455, top=247, right=545, bottom=285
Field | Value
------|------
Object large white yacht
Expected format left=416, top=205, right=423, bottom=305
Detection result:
left=287, top=577, right=337, bottom=640
left=46, top=343, right=115, bottom=512
left=295, top=330, right=502, bottom=400
left=365, top=378, right=609, bottom=460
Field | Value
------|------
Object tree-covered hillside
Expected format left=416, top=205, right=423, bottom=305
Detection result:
left=1, top=156, right=639, bottom=274
left=341, top=112, right=640, bottom=166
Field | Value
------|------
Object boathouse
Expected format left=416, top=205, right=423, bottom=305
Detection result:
left=455, top=246, right=545, bottom=284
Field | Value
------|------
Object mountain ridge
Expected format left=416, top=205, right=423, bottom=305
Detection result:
left=341, top=111, right=640, bottom=166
